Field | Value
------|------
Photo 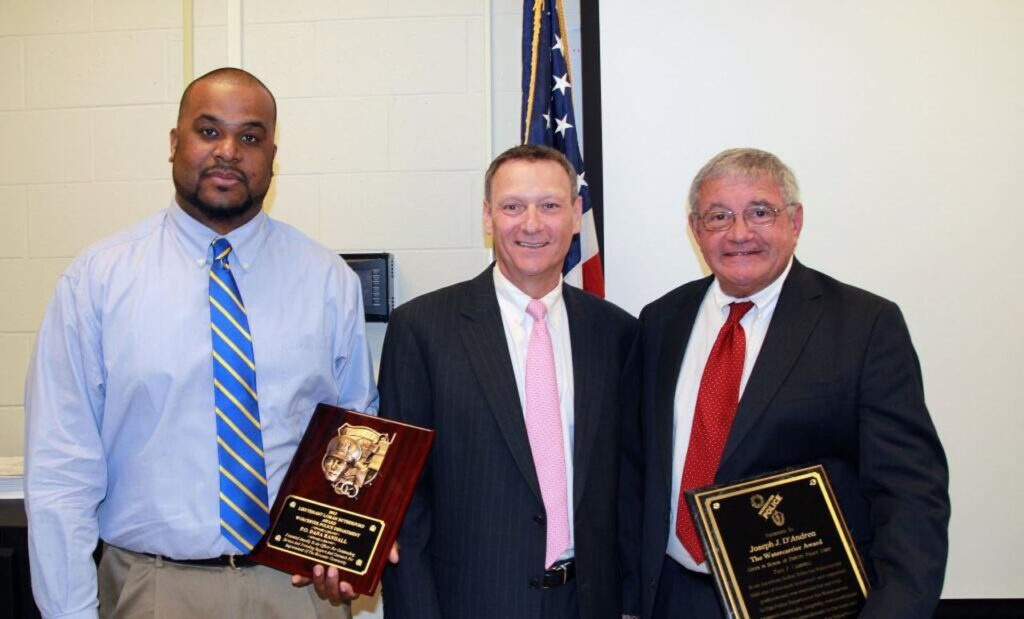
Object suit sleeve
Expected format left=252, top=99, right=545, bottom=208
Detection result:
left=857, top=302, right=950, bottom=618
left=617, top=326, right=643, bottom=616
left=378, top=306, right=443, bottom=619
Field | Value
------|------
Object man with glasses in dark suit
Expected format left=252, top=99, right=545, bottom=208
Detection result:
left=636, top=147, right=949, bottom=619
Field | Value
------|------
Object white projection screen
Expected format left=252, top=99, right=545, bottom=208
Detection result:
left=599, top=1, right=1023, bottom=599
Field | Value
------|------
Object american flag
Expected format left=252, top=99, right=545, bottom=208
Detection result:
left=521, top=0, right=604, bottom=297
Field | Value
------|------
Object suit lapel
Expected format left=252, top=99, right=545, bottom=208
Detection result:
left=720, top=260, right=823, bottom=467
left=655, top=278, right=712, bottom=495
left=564, top=286, right=604, bottom=510
left=458, top=268, right=543, bottom=504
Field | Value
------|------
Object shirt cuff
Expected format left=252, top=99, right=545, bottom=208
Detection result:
left=48, top=607, right=99, bottom=619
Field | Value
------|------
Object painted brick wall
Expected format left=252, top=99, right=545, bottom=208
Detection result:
left=0, top=0, right=527, bottom=616
left=0, top=0, right=183, bottom=457
left=0, top=0, right=527, bottom=461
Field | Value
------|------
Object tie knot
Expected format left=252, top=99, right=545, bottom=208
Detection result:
left=726, top=301, right=754, bottom=325
left=212, top=238, right=233, bottom=263
left=527, top=299, right=547, bottom=322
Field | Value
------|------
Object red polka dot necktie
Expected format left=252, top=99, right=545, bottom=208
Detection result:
left=676, top=301, right=754, bottom=563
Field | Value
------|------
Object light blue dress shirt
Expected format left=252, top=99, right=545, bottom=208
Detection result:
left=24, top=204, right=379, bottom=619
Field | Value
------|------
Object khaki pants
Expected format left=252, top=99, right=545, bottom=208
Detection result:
left=99, top=545, right=352, bottom=619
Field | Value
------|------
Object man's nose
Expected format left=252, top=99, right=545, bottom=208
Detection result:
left=213, top=136, right=239, bottom=162
left=726, top=213, right=753, bottom=241
left=523, top=204, right=542, bottom=231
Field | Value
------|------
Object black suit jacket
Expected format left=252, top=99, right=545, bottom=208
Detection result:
left=638, top=259, right=949, bottom=619
left=379, top=267, right=641, bottom=619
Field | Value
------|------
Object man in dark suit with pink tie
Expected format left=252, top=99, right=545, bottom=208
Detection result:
left=378, top=145, right=641, bottom=619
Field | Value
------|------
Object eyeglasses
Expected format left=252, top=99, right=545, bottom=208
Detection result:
left=693, top=204, right=796, bottom=232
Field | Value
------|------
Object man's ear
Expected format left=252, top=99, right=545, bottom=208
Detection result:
left=789, top=203, right=804, bottom=240
left=168, top=128, right=178, bottom=163
left=482, top=200, right=494, bottom=237
left=572, top=195, right=582, bottom=234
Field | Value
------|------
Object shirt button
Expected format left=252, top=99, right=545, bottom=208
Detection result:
left=530, top=578, right=541, bottom=589
left=534, top=514, right=545, bottom=525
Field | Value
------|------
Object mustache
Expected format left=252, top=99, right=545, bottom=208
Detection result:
left=202, top=164, right=247, bottom=181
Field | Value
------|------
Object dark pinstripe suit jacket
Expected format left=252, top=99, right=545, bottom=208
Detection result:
left=379, top=266, right=641, bottom=619
left=637, top=259, right=949, bottom=619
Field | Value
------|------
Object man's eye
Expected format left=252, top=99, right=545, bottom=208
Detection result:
left=241, top=134, right=259, bottom=144
left=502, top=203, right=521, bottom=212
left=542, top=202, right=559, bottom=210
left=748, top=207, right=772, bottom=220
left=199, top=127, right=218, bottom=138
left=708, top=211, right=729, bottom=221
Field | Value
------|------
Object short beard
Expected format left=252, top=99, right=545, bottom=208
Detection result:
left=186, top=191, right=256, bottom=221
left=175, top=178, right=257, bottom=222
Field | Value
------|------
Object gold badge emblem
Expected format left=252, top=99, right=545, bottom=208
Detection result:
left=750, top=492, right=786, bottom=527
left=321, top=424, right=395, bottom=499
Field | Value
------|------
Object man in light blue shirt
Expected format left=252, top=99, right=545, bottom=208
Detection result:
left=24, top=68, right=378, bottom=618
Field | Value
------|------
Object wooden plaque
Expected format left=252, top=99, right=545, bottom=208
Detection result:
left=250, top=404, right=433, bottom=596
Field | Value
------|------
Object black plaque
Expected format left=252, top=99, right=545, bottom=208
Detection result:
left=686, top=465, right=869, bottom=619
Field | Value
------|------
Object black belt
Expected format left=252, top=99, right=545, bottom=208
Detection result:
left=542, top=560, right=575, bottom=588
left=142, top=552, right=257, bottom=569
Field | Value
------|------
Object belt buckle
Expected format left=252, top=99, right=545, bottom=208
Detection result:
left=551, top=562, right=569, bottom=587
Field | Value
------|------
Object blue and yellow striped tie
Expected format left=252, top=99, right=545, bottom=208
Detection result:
left=209, top=238, right=269, bottom=553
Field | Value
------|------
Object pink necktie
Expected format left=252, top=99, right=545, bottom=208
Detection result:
left=677, top=301, right=754, bottom=563
left=525, top=299, right=570, bottom=568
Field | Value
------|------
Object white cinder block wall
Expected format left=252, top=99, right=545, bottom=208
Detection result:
left=0, top=0, right=535, bottom=615
left=0, top=0, right=184, bottom=457
left=0, top=0, right=532, bottom=451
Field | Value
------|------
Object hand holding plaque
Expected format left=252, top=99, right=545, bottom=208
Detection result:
left=250, top=404, right=433, bottom=596
left=686, top=465, right=869, bottom=619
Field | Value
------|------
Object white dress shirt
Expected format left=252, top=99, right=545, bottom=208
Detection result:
left=492, top=267, right=576, bottom=560
left=666, top=259, right=793, bottom=571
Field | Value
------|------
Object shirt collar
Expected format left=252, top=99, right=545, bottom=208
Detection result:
left=168, top=202, right=271, bottom=272
left=492, top=266, right=565, bottom=326
left=710, top=256, right=794, bottom=318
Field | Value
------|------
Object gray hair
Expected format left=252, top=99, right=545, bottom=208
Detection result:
left=688, top=148, right=800, bottom=214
